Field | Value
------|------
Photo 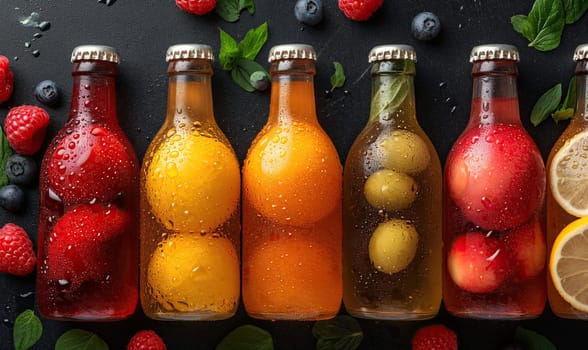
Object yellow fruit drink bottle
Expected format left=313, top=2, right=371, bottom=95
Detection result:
left=443, top=44, right=546, bottom=319
left=343, top=45, right=442, bottom=320
left=36, top=45, right=139, bottom=320
left=547, top=44, right=588, bottom=319
left=242, top=44, right=342, bottom=320
left=140, top=44, right=241, bottom=320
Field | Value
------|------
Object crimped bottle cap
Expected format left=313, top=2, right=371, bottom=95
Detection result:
left=71, top=45, right=120, bottom=63
left=573, top=44, right=588, bottom=61
left=268, top=44, right=316, bottom=62
left=368, top=45, right=417, bottom=63
left=166, top=44, right=214, bottom=62
left=469, top=44, right=519, bottom=62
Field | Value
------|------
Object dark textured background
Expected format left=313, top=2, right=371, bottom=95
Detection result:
left=0, top=0, right=584, bottom=349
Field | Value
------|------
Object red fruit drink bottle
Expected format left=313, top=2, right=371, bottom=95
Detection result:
left=36, top=45, right=139, bottom=320
left=443, top=44, right=546, bottom=319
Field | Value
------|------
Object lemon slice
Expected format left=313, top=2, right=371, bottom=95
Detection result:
left=550, top=131, right=588, bottom=217
left=550, top=216, right=588, bottom=312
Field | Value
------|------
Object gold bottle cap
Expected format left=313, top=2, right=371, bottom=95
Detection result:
left=268, top=44, right=316, bottom=62
left=573, top=44, right=588, bottom=61
left=469, top=44, right=519, bottom=63
left=368, top=45, right=417, bottom=63
left=71, top=45, right=120, bottom=63
left=166, top=44, right=214, bottom=62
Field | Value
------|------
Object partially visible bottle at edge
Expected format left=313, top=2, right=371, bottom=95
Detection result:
left=36, top=45, right=139, bottom=320
left=241, top=44, right=342, bottom=320
left=547, top=44, right=588, bottom=319
left=343, top=45, right=442, bottom=320
left=140, top=44, right=241, bottom=320
left=443, top=44, right=546, bottom=319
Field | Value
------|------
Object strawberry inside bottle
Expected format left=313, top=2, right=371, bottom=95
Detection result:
left=443, top=44, right=546, bottom=319
left=36, top=45, right=139, bottom=320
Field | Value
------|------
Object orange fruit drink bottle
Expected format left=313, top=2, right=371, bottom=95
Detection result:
left=140, top=44, right=241, bottom=320
left=37, top=45, right=139, bottom=320
left=443, top=44, right=546, bottom=319
left=547, top=44, right=588, bottom=319
left=242, top=44, right=343, bottom=320
left=343, top=45, right=442, bottom=320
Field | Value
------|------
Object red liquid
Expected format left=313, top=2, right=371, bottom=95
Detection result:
left=443, top=97, right=546, bottom=319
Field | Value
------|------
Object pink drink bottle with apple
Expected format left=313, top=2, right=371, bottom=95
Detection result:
left=443, top=44, right=546, bottom=319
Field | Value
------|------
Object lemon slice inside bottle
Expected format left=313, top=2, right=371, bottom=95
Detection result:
left=550, top=216, right=588, bottom=312
left=550, top=131, right=588, bottom=217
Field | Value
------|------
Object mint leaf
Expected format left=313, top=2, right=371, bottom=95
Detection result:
left=13, top=309, right=42, bottom=350
left=370, top=75, right=410, bottom=122
left=312, top=315, right=363, bottom=350
left=239, top=22, right=268, bottom=60
left=330, top=61, right=346, bottom=92
left=563, top=0, right=588, bottom=23
left=216, top=324, right=273, bottom=350
left=514, top=327, right=557, bottom=350
left=216, top=0, right=255, bottom=22
left=530, top=83, right=562, bottom=126
left=231, top=58, right=269, bottom=92
left=55, top=329, right=109, bottom=350
left=0, top=127, right=12, bottom=187
left=512, top=0, right=565, bottom=51
left=219, top=28, right=241, bottom=71
left=553, top=76, right=577, bottom=122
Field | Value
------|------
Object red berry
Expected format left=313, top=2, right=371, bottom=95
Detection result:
left=0, top=55, right=14, bottom=103
left=46, top=203, right=129, bottom=289
left=175, top=0, right=216, bottom=15
left=338, top=0, right=383, bottom=21
left=0, top=223, right=36, bottom=276
left=127, top=330, right=167, bottom=350
left=445, top=124, right=545, bottom=230
left=503, top=220, right=546, bottom=282
left=412, top=324, right=458, bottom=350
left=46, top=125, right=136, bottom=205
left=4, top=105, right=50, bottom=155
left=447, top=231, right=511, bottom=294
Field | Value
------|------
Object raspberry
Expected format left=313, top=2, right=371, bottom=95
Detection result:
left=127, top=330, right=167, bottom=350
left=4, top=105, right=50, bottom=155
left=0, top=223, right=36, bottom=276
left=46, top=125, right=136, bottom=205
left=46, top=203, right=129, bottom=289
left=338, top=0, right=383, bottom=21
left=412, top=324, right=458, bottom=350
left=176, top=0, right=216, bottom=15
left=0, top=55, right=14, bottom=103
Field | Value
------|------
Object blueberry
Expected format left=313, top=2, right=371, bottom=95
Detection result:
left=0, top=184, right=25, bottom=212
left=411, top=11, right=441, bottom=41
left=34, top=79, right=59, bottom=106
left=294, top=0, right=323, bottom=26
left=249, top=71, right=270, bottom=91
left=6, top=154, right=38, bottom=186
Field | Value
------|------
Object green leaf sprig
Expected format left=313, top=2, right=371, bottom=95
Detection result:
left=312, top=315, right=363, bottom=350
left=512, top=0, right=588, bottom=51
left=13, top=309, right=42, bottom=350
left=0, top=127, right=13, bottom=187
left=530, top=76, right=576, bottom=126
left=216, top=0, right=255, bottom=22
left=219, top=22, right=271, bottom=92
left=55, top=329, right=109, bottom=350
left=330, top=61, right=346, bottom=92
left=216, top=324, right=273, bottom=350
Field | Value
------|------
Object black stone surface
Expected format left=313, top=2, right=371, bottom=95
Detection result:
left=0, top=1, right=583, bottom=349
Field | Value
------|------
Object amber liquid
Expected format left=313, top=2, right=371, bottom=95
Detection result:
left=546, top=114, right=588, bottom=319
left=242, top=78, right=342, bottom=320
left=343, top=97, right=442, bottom=320
left=443, top=97, right=546, bottom=319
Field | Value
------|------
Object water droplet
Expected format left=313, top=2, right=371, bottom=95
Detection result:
left=38, top=21, right=51, bottom=31
left=31, top=50, right=40, bottom=57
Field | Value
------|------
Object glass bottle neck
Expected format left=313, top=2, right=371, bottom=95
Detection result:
left=573, top=61, right=588, bottom=126
left=468, top=60, right=521, bottom=126
left=69, top=61, right=118, bottom=123
left=368, top=60, right=416, bottom=125
left=268, top=59, right=317, bottom=124
left=166, top=60, right=215, bottom=126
